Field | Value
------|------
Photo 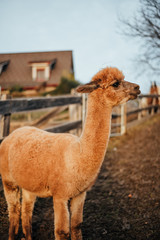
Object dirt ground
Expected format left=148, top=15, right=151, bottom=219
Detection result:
left=0, top=113, right=160, bottom=240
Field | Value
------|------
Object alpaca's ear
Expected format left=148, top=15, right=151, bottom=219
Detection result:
left=76, top=80, right=101, bottom=93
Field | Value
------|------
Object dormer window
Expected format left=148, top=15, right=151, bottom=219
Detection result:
left=0, top=60, right=10, bottom=75
left=29, top=59, right=57, bottom=82
left=37, top=69, right=45, bottom=82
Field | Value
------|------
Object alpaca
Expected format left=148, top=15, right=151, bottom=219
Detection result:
left=147, top=81, right=159, bottom=114
left=0, top=67, right=140, bottom=240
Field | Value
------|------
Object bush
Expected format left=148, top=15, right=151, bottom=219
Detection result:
left=43, top=77, right=80, bottom=96
left=9, top=85, right=24, bottom=94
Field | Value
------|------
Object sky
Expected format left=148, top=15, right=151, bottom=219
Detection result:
left=0, top=0, right=151, bottom=93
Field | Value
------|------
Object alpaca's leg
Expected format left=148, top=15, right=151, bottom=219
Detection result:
left=53, top=198, right=70, bottom=240
left=3, top=180, right=21, bottom=240
left=21, top=189, right=36, bottom=240
left=70, top=192, right=86, bottom=240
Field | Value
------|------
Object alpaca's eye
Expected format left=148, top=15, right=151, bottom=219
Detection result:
left=112, top=81, right=120, bottom=88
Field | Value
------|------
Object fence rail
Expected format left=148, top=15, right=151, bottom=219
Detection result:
left=0, top=95, right=83, bottom=141
left=139, top=94, right=160, bottom=98
left=127, top=104, right=160, bottom=116
left=0, top=94, right=159, bottom=142
left=0, top=95, right=82, bottom=115
left=45, top=120, right=82, bottom=133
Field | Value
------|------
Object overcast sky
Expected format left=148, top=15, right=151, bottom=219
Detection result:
left=0, top=0, right=152, bottom=93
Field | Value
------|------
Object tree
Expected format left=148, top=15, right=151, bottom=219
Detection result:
left=120, top=0, right=160, bottom=75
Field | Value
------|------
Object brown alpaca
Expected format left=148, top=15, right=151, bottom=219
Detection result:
left=147, top=81, right=159, bottom=114
left=0, top=67, right=140, bottom=240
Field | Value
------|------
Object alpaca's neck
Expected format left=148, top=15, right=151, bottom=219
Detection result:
left=79, top=91, right=112, bottom=173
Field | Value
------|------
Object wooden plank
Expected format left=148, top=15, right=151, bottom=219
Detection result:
left=0, top=94, right=121, bottom=117
left=45, top=120, right=82, bottom=133
left=1, top=94, right=12, bottom=137
left=3, top=113, right=11, bottom=137
left=139, top=94, right=160, bottom=98
left=0, top=95, right=82, bottom=115
left=127, top=104, right=160, bottom=116
left=110, top=133, right=122, bottom=137
left=31, top=106, right=68, bottom=128
left=120, top=103, right=127, bottom=135
left=111, top=123, right=121, bottom=127
left=112, top=113, right=121, bottom=119
left=82, top=93, right=87, bottom=127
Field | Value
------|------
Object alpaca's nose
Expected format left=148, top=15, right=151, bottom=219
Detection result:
left=133, top=84, right=141, bottom=94
left=134, top=84, right=140, bottom=91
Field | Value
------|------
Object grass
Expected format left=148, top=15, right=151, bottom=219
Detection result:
left=108, top=113, right=160, bottom=152
left=11, top=110, right=51, bottom=122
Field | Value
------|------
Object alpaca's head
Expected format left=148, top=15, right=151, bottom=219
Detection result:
left=76, top=67, right=140, bottom=106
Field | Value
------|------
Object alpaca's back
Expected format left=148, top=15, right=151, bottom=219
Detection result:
left=0, top=126, right=79, bottom=197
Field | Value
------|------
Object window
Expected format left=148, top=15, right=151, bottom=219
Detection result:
left=29, top=59, right=56, bottom=83
left=29, top=62, right=50, bottom=82
left=0, top=60, right=10, bottom=75
left=37, top=69, right=45, bottom=82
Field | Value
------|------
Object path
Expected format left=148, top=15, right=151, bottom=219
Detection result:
left=0, top=114, right=160, bottom=240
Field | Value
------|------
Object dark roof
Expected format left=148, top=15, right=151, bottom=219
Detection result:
left=0, top=51, right=74, bottom=89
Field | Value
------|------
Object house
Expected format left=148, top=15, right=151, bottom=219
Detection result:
left=0, top=50, right=74, bottom=90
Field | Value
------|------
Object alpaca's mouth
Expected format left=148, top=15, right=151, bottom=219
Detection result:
left=130, top=90, right=141, bottom=99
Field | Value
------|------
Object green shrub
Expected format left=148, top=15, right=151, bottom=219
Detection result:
left=9, top=85, right=24, bottom=94
left=43, top=77, right=80, bottom=96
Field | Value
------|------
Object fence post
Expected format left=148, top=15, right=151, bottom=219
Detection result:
left=138, top=98, right=142, bottom=120
left=120, top=103, right=127, bottom=135
left=82, top=93, right=87, bottom=128
left=0, top=87, right=2, bottom=138
left=3, top=113, right=11, bottom=137
left=69, top=89, right=82, bottom=135
left=151, top=96, right=156, bottom=115
left=0, top=94, right=11, bottom=138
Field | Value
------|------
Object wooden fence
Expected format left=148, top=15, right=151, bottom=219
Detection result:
left=0, top=93, right=160, bottom=142
left=0, top=95, right=82, bottom=142
left=113, top=94, right=160, bottom=136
